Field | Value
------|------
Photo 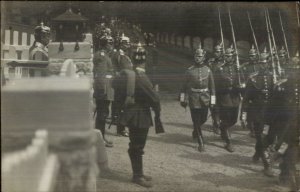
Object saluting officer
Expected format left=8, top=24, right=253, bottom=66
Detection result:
left=240, top=45, right=261, bottom=138
left=29, top=22, right=50, bottom=61
left=214, top=46, right=242, bottom=152
left=111, top=34, right=134, bottom=137
left=180, top=44, right=216, bottom=152
left=118, top=44, right=162, bottom=188
left=242, top=48, right=275, bottom=177
left=93, top=35, right=115, bottom=148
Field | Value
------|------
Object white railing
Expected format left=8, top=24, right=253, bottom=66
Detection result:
left=2, top=130, right=60, bottom=192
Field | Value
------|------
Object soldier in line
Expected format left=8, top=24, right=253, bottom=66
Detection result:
left=111, top=34, right=134, bottom=137
left=240, top=46, right=261, bottom=138
left=214, top=47, right=242, bottom=152
left=117, top=44, right=162, bottom=188
left=242, top=48, right=275, bottom=177
left=180, top=45, right=216, bottom=152
left=29, top=22, right=50, bottom=61
left=93, top=35, right=115, bottom=148
left=207, top=44, right=224, bottom=135
left=275, top=53, right=299, bottom=191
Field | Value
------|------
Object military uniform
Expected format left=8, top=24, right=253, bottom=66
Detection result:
left=240, top=46, right=261, bottom=137
left=93, top=49, right=114, bottom=147
left=111, top=34, right=133, bottom=136
left=214, top=47, right=242, bottom=152
left=118, top=62, right=161, bottom=187
left=180, top=46, right=216, bottom=152
left=29, top=42, right=49, bottom=61
left=242, top=62, right=275, bottom=175
left=207, top=45, right=224, bottom=134
left=269, top=56, right=299, bottom=190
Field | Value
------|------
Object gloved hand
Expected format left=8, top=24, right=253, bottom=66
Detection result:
left=180, top=101, right=188, bottom=108
left=124, top=96, right=135, bottom=106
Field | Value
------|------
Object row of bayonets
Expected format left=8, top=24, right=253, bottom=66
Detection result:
left=218, top=3, right=300, bottom=84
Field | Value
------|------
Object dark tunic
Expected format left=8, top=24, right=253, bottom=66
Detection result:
left=93, top=50, right=114, bottom=101
left=181, top=65, right=215, bottom=109
left=214, top=62, right=241, bottom=108
left=120, top=67, right=160, bottom=129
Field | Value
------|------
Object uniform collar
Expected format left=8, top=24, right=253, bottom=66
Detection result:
left=35, top=42, right=47, bottom=50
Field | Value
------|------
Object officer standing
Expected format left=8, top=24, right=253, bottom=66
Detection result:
left=180, top=45, right=216, bottom=152
left=207, top=44, right=224, bottom=135
left=214, top=47, right=242, bottom=152
left=111, top=34, right=133, bottom=137
left=240, top=45, right=261, bottom=138
left=93, top=35, right=115, bottom=148
left=118, top=44, right=162, bottom=188
left=29, top=22, right=50, bottom=61
left=242, top=48, right=275, bottom=177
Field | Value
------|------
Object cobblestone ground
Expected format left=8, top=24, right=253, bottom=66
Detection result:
left=96, top=47, right=290, bottom=192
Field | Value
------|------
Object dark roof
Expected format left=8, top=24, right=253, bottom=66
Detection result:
left=52, top=8, right=88, bottom=22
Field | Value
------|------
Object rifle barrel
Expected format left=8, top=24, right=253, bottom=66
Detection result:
left=247, top=11, right=260, bottom=58
left=228, top=7, right=242, bottom=86
left=265, top=9, right=277, bottom=83
left=218, top=7, right=225, bottom=54
left=279, top=11, right=290, bottom=58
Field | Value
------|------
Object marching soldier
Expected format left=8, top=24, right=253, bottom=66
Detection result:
left=214, top=46, right=242, bottom=152
left=29, top=22, right=50, bottom=61
left=242, top=48, right=275, bottom=177
left=180, top=45, right=216, bottom=152
left=266, top=52, right=299, bottom=190
left=93, top=35, right=115, bottom=148
left=111, top=34, right=134, bottom=137
left=240, top=45, right=261, bottom=138
left=207, top=44, right=224, bottom=135
left=118, top=44, right=163, bottom=188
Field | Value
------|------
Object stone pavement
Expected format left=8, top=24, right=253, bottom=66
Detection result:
left=97, top=98, right=288, bottom=192
left=96, top=47, right=290, bottom=192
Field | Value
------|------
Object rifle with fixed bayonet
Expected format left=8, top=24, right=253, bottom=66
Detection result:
left=247, top=11, right=260, bottom=60
left=228, top=7, right=243, bottom=87
left=218, top=7, right=226, bottom=58
left=279, top=11, right=290, bottom=59
left=266, top=9, right=282, bottom=77
left=265, top=8, right=277, bottom=83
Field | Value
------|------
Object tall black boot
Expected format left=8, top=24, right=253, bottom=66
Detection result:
left=261, top=150, right=275, bottom=177
left=221, top=127, right=234, bottom=152
left=99, top=119, right=113, bottom=147
left=129, top=154, right=152, bottom=188
left=196, top=127, right=205, bottom=152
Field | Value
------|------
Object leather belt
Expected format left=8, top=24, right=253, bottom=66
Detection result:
left=191, top=88, right=208, bottom=93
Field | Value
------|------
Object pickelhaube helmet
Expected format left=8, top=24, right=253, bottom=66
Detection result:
left=194, top=43, right=206, bottom=57
left=99, top=35, right=114, bottom=47
left=249, top=45, right=257, bottom=56
left=34, top=22, right=50, bottom=37
left=278, top=46, right=286, bottom=57
left=291, top=51, right=299, bottom=65
left=214, top=43, right=222, bottom=52
left=260, top=47, right=269, bottom=63
left=224, top=45, right=234, bottom=56
left=120, top=33, right=130, bottom=44
left=133, top=42, right=146, bottom=63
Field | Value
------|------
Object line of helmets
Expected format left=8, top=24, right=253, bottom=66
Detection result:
left=193, top=42, right=298, bottom=65
left=94, top=22, right=146, bottom=64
